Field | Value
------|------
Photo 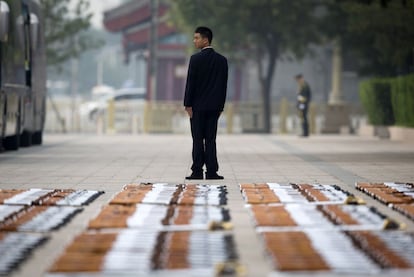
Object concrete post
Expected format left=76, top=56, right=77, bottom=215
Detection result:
left=279, top=97, right=288, bottom=134
left=226, top=103, right=234, bottom=134
left=70, top=58, right=78, bottom=132
left=309, top=103, right=316, bottom=134
left=107, top=99, right=115, bottom=134
left=143, top=101, right=151, bottom=133
left=329, top=42, right=344, bottom=105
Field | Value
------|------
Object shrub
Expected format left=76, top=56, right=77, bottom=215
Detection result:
left=391, top=74, right=414, bottom=127
left=359, top=79, right=394, bottom=126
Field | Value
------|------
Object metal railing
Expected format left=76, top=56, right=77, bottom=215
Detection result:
left=45, top=98, right=364, bottom=135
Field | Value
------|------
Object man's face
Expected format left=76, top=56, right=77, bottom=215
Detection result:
left=193, top=33, right=209, bottom=49
left=295, top=77, right=304, bottom=86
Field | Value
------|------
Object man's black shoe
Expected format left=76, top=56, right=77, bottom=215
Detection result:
left=206, top=173, right=224, bottom=180
left=185, top=173, right=203, bottom=180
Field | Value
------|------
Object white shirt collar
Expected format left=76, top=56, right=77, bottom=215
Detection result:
left=202, top=46, right=213, bottom=50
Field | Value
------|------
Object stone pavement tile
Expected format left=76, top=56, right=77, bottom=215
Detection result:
left=1, top=134, right=414, bottom=277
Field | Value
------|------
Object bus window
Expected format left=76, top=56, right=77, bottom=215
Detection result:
left=2, top=0, right=26, bottom=86
left=0, top=1, right=9, bottom=42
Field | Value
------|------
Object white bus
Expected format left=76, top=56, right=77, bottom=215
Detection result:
left=0, top=0, right=46, bottom=151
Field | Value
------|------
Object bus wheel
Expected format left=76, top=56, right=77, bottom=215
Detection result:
left=4, top=135, right=20, bottom=151
left=20, top=131, right=32, bottom=147
left=32, top=131, right=43, bottom=145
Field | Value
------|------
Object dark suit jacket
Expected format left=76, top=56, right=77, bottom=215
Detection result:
left=183, top=48, right=228, bottom=111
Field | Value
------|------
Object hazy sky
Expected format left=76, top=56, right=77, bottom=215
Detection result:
left=71, top=0, right=124, bottom=29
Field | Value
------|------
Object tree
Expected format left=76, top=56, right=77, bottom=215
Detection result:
left=336, top=0, right=412, bottom=8
left=324, top=0, right=414, bottom=76
left=171, top=0, right=322, bottom=133
left=40, top=0, right=103, bottom=68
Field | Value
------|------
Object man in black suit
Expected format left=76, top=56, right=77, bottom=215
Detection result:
left=184, top=26, right=228, bottom=180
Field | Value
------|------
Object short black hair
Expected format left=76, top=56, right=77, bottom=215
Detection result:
left=295, top=74, right=303, bottom=79
left=195, top=26, right=213, bottom=44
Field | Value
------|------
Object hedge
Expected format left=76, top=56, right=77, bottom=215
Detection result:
left=391, top=74, right=414, bottom=127
left=359, top=78, right=394, bottom=126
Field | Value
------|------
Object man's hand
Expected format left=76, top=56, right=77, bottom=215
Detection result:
left=185, top=107, right=193, bottom=118
left=297, top=95, right=306, bottom=103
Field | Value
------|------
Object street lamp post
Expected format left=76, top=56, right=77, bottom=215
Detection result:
left=144, top=0, right=158, bottom=133
left=322, top=40, right=351, bottom=134
left=149, top=0, right=158, bottom=102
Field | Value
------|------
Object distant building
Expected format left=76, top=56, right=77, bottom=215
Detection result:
left=103, top=0, right=187, bottom=101
left=102, top=1, right=360, bottom=110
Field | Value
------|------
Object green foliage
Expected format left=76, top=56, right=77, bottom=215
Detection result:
left=170, top=0, right=322, bottom=132
left=359, top=78, right=394, bottom=125
left=324, top=0, right=414, bottom=76
left=337, top=0, right=413, bottom=8
left=360, top=74, right=414, bottom=127
left=391, top=75, right=414, bottom=127
left=40, top=0, right=103, bottom=68
left=170, top=0, right=321, bottom=60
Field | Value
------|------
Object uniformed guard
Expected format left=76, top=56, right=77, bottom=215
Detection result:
left=295, top=74, right=311, bottom=137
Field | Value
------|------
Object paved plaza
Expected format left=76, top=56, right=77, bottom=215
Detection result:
left=1, top=134, right=414, bottom=277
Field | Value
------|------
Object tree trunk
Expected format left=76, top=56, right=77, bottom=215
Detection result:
left=257, top=44, right=278, bottom=133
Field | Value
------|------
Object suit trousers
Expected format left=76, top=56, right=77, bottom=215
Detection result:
left=190, top=110, right=221, bottom=174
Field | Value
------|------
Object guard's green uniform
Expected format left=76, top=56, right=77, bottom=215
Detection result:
left=296, top=82, right=311, bottom=136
